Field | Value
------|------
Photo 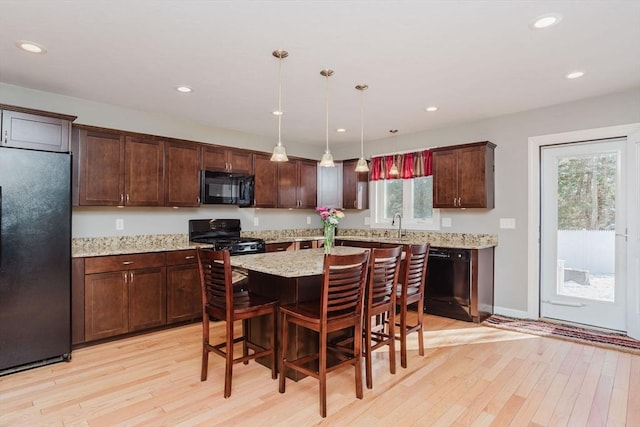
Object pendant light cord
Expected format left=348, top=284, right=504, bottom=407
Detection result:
left=277, top=56, right=283, bottom=145
left=325, top=73, right=329, bottom=153
left=360, top=89, right=364, bottom=157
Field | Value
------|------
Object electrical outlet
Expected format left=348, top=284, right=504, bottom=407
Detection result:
left=500, top=218, right=516, bottom=229
left=364, top=217, right=371, bottom=225
left=441, top=217, right=452, bottom=227
left=115, top=218, right=124, bottom=230
left=253, top=217, right=259, bottom=227
left=306, top=216, right=311, bottom=224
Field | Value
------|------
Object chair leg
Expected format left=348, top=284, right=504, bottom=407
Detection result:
left=364, top=312, right=373, bottom=389
left=417, top=302, right=425, bottom=357
left=242, top=319, right=249, bottom=365
left=388, top=309, right=396, bottom=375
left=270, top=305, right=278, bottom=380
left=354, top=324, right=363, bottom=400
left=319, top=330, right=327, bottom=418
left=201, top=316, right=209, bottom=381
left=224, top=319, right=234, bottom=398
left=400, top=304, right=408, bottom=368
left=278, top=311, right=288, bottom=393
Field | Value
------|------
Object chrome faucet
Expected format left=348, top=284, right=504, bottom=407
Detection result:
left=392, top=213, right=403, bottom=239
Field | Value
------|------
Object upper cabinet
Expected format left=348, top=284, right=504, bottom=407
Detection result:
left=165, top=139, right=201, bottom=207
left=202, top=145, right=253, bottom=174
left=342, top=159, right=369, bottom=210
left=316, top=161, right=343, bottom=209
left=277, top=159, right=317, bottom=209
left=1, top=104, right=75, bottom=152
left=431, top=141, right=496, bottom=209
left=73, top=126, right=165, bottom=207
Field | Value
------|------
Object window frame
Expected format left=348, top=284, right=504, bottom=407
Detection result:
left=370, top=176, right=440, bottom=231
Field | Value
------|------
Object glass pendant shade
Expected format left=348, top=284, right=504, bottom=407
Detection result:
left=271, top=141, right=288, bottom=162
left=270, top=50, right=289, bottom=162
left=319, top=150, right=335, bottom=167
left=355, top=157, right=369, bottom=172
left=389, top=161, right=399, bottom=176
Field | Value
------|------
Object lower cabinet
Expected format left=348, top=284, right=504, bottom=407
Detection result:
left=83, top=252, right=166, bottom=342
left=166, top=250, right=201, bottom=324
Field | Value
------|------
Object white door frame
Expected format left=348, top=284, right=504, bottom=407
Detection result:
left=528, top=123, right=640, bottom=338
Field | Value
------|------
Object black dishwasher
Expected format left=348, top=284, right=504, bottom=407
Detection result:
left=424, top=247, right=474, bottom=322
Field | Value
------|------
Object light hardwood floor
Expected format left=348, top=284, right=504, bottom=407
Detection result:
left=1, top=313, right=638, bottom=426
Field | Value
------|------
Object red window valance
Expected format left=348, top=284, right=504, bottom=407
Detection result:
left=370, top=149, right=432, bottom=181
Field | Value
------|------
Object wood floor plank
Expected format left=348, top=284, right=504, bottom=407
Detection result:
left=1, top=313, right=638, bottom=426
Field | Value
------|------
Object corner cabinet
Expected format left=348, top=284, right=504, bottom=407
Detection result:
left=431, top=141, right=496, bottom=209
left=342, top=159, right=369, bottom=209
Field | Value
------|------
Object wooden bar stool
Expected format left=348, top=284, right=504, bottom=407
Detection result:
left=396, top=244, right=430, bottom=368
left=363, top=245, right=403, bottom=389
left=278, top=251, right=370, bottom=418
left=197, top=248, right=278, bottom=398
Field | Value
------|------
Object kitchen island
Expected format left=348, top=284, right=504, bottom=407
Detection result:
left=229, top=246, right=368, bottom=380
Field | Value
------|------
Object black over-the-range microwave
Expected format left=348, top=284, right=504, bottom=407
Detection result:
left=200, top=170, right=255, bottom=206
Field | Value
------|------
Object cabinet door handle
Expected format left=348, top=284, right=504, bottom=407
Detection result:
left=130, top=272, right=134, bottom=284
left=197, top=196, right=200, bottom=205
left=123, top=272, right=128, bottom=284
left=122, top=261, right=134, bottom=265
left=458, top=197, right=462, bottom=207
left=119, top=194, right=124, bottom=205
left=3, top=130, right=7, bottom=144
left=126, top=194, right=130, bottom=203
left=184, top=255, right=195, bottom=260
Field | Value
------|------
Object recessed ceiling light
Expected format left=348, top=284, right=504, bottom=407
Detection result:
left=425, top=106, right=438, bottom=112
left=566, top=71, right=585, bottom=79
left=176, top=86, right=192, bottom=93
left=336, top=128, right=347, bottom=133
left=531, top=13, right=562, bottom=29
left=16, top=40, right=46, bottom=54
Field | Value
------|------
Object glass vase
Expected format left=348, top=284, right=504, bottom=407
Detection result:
left=323, top=224, right=335, bottom=254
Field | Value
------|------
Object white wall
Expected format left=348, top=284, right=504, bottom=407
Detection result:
left=3, top=82, right=639, bottom=316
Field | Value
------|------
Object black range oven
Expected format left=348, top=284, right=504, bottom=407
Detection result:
left=189, top=219, right=265, bottom=291
left=188, top=219, right=265, bottom=255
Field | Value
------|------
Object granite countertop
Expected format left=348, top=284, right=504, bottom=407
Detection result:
left=72, top=229, right=497, bottom=258
left=229, top=246, right=366, bottom=278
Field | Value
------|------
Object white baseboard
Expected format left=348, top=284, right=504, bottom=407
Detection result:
left=493, top=306, right=533, bottom=320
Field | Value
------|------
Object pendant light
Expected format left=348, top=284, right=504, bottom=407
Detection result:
left=270, top=50, right=289, bottom=162
left=355, top=84, right=370, bottom=172
left=388, top=129, right=399, bottom=177
left=319, top=69, right=335, bottom=167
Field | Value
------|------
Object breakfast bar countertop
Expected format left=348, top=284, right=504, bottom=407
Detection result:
left=229, top=246, right=366, bottom=278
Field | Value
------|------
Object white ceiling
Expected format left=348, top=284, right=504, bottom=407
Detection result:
left=1, top=0, right=639, bottom=149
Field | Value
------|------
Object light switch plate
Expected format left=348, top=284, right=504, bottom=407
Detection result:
left=500, top=218, right=516, bottom=229
left=115, top=218, right=124, bottom=230
left=253, top=217, right=259, bottom=227
left=306, top=216, right=311, bottom=224
left=441, top=217, right=452, bottom=227
left=364, top=217, right=371, bottom=225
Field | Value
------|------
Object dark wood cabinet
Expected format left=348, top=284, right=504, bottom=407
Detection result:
left=71, top=258, right=85, bottom=346
left=254, top=153, right=278, bottom=207
left=337, top=239, right=381, bottom=249
left=74, top=127, right=165, bottom=207
left=277, top=159, right=317, bottom=208
left=83, top=253, right=166, bottom=342
left=342, top=159, right=369, bottom=209
left=295, top=240, right=317, bottom=250
left=266, top=242, right=296, bottom=252
left=74, top=128, right=125, bottom=206
left=165, top=139, right=201, bottom=207
left=202, top=144, right=253, bottom=174
left=431, top=141, right=496, bottom=209
left=166, top=250, right=201, bottom=324
left=124, top=135, right=165, bottom=206
left=1, top=105, right=74, bottom=152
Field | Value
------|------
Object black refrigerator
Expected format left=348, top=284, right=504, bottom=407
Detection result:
left=0, top=146, right=72, bottom=374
